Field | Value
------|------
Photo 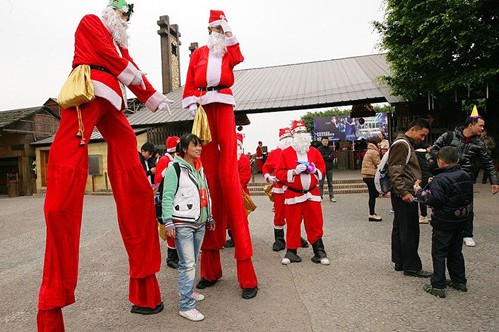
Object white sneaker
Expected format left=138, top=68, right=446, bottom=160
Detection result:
left=179, top=308, right=205, bottom=321
left=192, top=292, right=204, bottom=301
left=281, top=257, right=291, bottom=265
left=330, top=197, right=337, bottom=203
left=463, top=237, right=476, bottom=247
left=419, top=216, right=429, bottom=224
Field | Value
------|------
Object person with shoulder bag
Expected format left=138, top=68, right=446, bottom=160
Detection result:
left=389, top=118, right=433, bottom=278
left=361, top=136, right=382, bottom=221
left=161, top=134, right=215, bottom=322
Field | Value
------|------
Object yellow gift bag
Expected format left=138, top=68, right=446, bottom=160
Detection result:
left=57, top=65, right=95, bottom=109
left=192, top=105, right=212, bottom=145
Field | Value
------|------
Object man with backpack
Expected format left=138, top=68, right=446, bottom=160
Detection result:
left=389, top=118, right=433, bottom=278
left=431, top=114, right=499, bottom=247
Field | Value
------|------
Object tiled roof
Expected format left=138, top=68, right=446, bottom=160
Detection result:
left=122, top=54, right=402, bottom=127
left=0, top=107, right=39, bottom=129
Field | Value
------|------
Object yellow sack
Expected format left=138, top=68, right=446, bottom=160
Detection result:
left=158, top=223, right=167, bottom=241
left=242, top=190, right=257, bottom=216
left=57, top=65, right=95, bottom=109
left=263, top=183, right=274, bottom=202
left=192, top=105, right=212, bottom=145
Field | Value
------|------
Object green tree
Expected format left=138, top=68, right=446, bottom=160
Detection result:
left=374, top=0, right=499, bottom=101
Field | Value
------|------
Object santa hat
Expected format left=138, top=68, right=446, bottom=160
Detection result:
left=165, top=136, right=179, bottom=153
left=236, top=133, right=244, bottom=144
left=208, top=10, right=227, bottom=27
left=279, top=127, right=292, bottom=140
left=291, top=120, right=307, bottom=134
left=108, top=0, right=134, bottom=19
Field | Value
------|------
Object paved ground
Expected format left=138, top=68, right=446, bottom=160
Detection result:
left=1, top=179, right=498, bottom=331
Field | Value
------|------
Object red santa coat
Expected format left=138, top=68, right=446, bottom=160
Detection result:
left=263, top=148, right=286, bottom=193
left=263, top=148, right=287, bottom=227
left=182, top=37, right=243, bottom=108
left=73, top=15, right=165, bottom=112
left=239, top=153, right=251, bottom=195
left=154, top=153, right=174, bottom=185
left=276, top=146, right=325, bottom=204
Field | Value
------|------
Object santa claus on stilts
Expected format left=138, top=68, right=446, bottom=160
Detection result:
left=37, top=1, right=172, bottom=330
left=182, top=9, right=258, bottom=299
left=263, top=128, right=309, bottom=251
left=154, top=136, right=180, bottom=269
left=276, top=120, right=331, bottom=265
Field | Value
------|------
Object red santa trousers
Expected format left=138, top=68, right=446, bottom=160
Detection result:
left=273, top=192, right=286, bottom=227
left=285, top=200, right=324, bottom=249
left=37, top=98, right=161, bottom=330
left=199, top=103, right=257, bottom=289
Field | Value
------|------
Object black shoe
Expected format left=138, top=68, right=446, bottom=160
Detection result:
left=423, top=284, right=445, bottom=298
left=300, top=237, right=309, bottom=248
left=131, top=302, right=164, bottom=315
left=166, top=248, right=179, bottom=269
left=403, top=270, right=433, bottom=278
left=446, top=280, right=468, bottom=292
left=394, top=263, right=403, bottom=271
left=225, top=238, right=235, bottom=248
left=281, top=249, right=302, bottom=265
left=241, top=286, right=258, bottom=299
left=272, top=239, right=286, bottom=252
left=196, top=278, right=218, bottom=289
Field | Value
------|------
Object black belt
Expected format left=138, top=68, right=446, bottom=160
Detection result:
left=198, top=86, right=229, bottom=91
left=287, top=186, right=317, bottom=194
left=88, top=65, right=113, bottom=75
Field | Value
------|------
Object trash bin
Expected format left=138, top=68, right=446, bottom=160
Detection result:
left=7, top=173, right=19, bottom=197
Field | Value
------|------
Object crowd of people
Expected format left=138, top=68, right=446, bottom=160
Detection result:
left=36, top=1, right=499, bottom=330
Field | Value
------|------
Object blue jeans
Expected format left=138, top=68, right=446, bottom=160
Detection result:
left=175, top=225, right=206, bottom=311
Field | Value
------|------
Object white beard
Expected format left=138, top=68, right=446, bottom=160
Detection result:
left=292, top=133, right=312, bottom=154
left=102, top=7, right=129, bottom=49
left=207, top=32, right=226, bottom=56
left=277, top=137, right=293, bottom=150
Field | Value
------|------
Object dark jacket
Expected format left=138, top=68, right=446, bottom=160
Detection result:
left=415, top=149, right=431, bottom=182
left=432, top=127, right=498, bottom=184
left=317, top=145, right=334, bottom=171
left=415, top=164, right=473, bottom=231
left=139, top=152, right=156, bottom=184
left=388, top=134, right=422, bottom=197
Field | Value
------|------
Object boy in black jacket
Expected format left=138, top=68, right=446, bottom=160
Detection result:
left=414, top=146, right=473, bottom=298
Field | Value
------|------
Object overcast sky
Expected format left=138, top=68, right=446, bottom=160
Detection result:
left=0, top=0, right=386, bottom=151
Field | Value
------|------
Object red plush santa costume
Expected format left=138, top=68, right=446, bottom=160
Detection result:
left=181, top=10, right=258, bottom=299
left=276, top=120, right=331, bottom=266
left=237, top=133, right=251, bottom=194
left=37, top=2, right=170, bottom=331
left=256, top=142, right=264, bottom=173
left=154, top=136, right=180, bottom=269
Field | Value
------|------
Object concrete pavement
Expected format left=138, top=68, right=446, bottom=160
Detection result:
left=1, top=181, right=498, bottom=331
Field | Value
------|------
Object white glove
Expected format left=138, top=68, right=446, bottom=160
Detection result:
left=294, top=164, right=307, bottom=175
left=268, top=175, right=278, bottom=183
left=220, top=19, right=232, bottom=33
left=131, top=70, right=146, bottom=89
left=157, top=98, right=173, bottom=115
left=188, top=104, right=198, bottom=118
